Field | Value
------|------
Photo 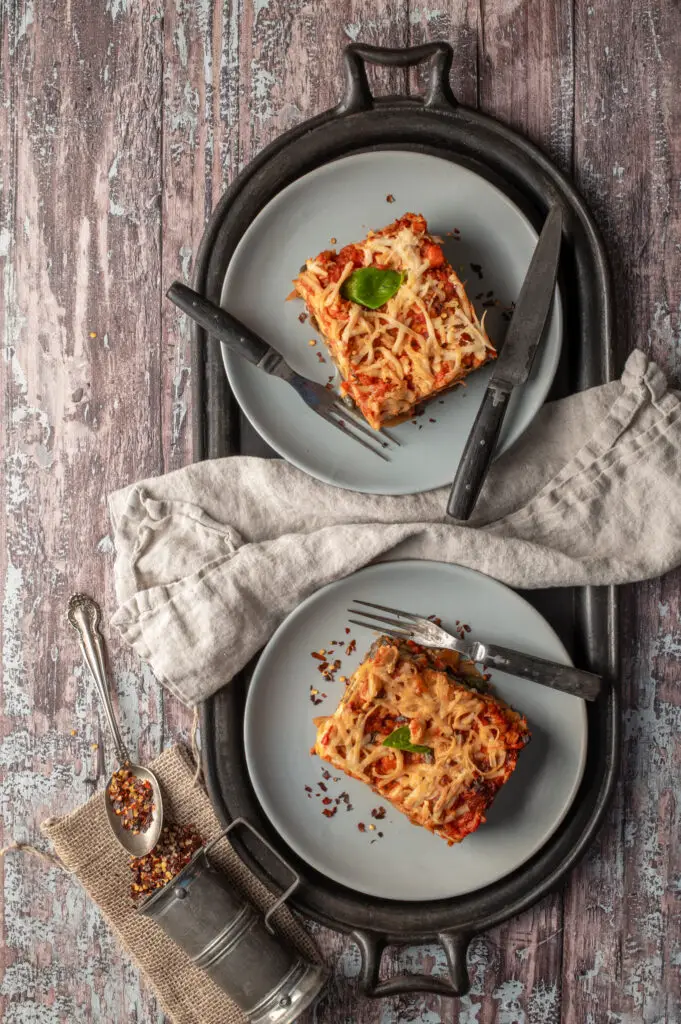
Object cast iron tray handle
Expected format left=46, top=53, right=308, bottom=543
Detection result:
left=353, top=929, right=471, bottom=996
left=338, top=41, right=457, bottom=115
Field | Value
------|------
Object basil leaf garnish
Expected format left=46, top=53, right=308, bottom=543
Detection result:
left=382, top=726, right=433, bottom=755
left=341, top=267, right=405, bottom=309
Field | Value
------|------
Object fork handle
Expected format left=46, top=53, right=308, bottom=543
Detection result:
left=477, top=643, right=603, bottom=701
left=167, top=282, right=270, bottom=366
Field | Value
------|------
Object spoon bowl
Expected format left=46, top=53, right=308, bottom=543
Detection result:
left=104, top=761, right=164, bottom=858
left=68, top=593, right=165, bottom=858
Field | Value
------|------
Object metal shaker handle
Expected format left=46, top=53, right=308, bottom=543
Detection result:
left=205, top=817, right=300, bottom=934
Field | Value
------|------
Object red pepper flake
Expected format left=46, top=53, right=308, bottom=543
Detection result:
left=317, top=662, right=329, bottom=672
left=463, top=623, right=472, bottom=632
left=322, top=796, right=332, bottom=805
left=322, top=769, right=331, bottom=780
left=429, top=418, right=436, bottom=423
left=386, top=194, right=395, bottom=203
left=298, top=312, right=308, bottom=323
left=305, top=785, right=312, bottom=792
left=345, top=639, right=357, bottom=656
left=129, top=823, right=203, bottom=900
left=316, top=351, right=326, bottom=363
left=108, top=767, right=155, bottom=835
left=318, top=782, right=328, bottom=792
left=322, top=807, right=337, bottom=818
left=371, top=806, right=387, bottom=820
left=311, top=651, right=326, bottom=661
left=357, top=822, right=366, bottom=833
left=345, top=627, right=351, bottom=635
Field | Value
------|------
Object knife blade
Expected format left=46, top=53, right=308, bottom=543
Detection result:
left=446, top=204, right=563, bottom=520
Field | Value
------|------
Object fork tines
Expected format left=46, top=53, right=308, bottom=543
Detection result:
left=347, top=599, right=426, bottom=640
left=325, top=399, right=401, bottom=462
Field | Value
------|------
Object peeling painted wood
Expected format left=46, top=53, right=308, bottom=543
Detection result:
left=1, top=1, right=680, bottom=1022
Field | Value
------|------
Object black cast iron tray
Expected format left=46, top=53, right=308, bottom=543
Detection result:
left=196, top=42, right=619, bottom=998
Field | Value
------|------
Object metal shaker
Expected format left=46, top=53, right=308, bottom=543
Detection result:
left=138, top=818, right=328, bottom=1024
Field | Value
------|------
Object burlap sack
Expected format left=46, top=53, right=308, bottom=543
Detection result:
left=41, top=745, right=320, bottom=1024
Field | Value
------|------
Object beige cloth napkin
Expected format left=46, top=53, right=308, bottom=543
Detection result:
left=109, top=350, right=681, bottom=706
left=42, top=745, right=318, bottom=1024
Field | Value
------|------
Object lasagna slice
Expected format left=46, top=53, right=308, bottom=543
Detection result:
left=313, top=638, right=529, bottom=845
left=292, top=213, right=496, bottom=429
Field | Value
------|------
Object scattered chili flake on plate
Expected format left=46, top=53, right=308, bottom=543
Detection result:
left=108, top=766, right=155, bottom=835
left=345, top=628, right=351, bottom=635
left=130, top=823, right=203, bottom=900
left=370, top=806, right=387, bottom=820
left=298, top=312, right=308, bottom=323
left=357, top=822, right=366, bottom=833
left=322, top=807, right=337, bottom=818
left=386, top=194, right=395, bottom=203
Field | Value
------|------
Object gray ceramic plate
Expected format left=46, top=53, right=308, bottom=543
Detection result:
left=244, top=561, right=587, bottom=902
left=221, top=150, right=563, bottom=495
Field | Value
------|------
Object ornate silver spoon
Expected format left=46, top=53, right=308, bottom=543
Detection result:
left=68, top=594, right=164, bottom=857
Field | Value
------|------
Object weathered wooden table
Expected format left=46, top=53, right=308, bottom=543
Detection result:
left=2, top=1, right=680, bottom=1021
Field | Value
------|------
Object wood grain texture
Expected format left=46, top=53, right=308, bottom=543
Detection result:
left=1, top=0, right=679, bottom=1022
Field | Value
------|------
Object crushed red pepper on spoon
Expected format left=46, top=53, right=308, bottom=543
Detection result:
left=108, top=766, right=156, bottom=835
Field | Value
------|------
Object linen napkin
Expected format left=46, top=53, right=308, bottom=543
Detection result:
left=42, top=745, right=319, bottom=1024
left=109, top=349, right=681, bottom=706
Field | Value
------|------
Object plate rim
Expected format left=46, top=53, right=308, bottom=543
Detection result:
left=220, top=148, right=564, bottom=496
left=242, top=558, right=588, bottom=901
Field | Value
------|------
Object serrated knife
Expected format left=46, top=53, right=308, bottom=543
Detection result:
left=447, top=205, right=564, bottom=520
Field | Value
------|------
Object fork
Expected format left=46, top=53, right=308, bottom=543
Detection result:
left=167, top=282, right=399, bottom=461
left=348, top=599, right=603, bottom=701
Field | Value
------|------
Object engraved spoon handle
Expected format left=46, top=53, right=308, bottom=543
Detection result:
left=68, top=594, right=130, bottom=765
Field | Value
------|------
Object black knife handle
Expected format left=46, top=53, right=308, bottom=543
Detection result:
left=166, top=281, right=269, bottom=366
left=447, top=385, right=511, bottom=520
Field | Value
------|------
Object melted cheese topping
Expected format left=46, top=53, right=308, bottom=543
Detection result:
left=313, top=641, right=529, bottom=844
left=293, top=214, right=497, bottom=429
